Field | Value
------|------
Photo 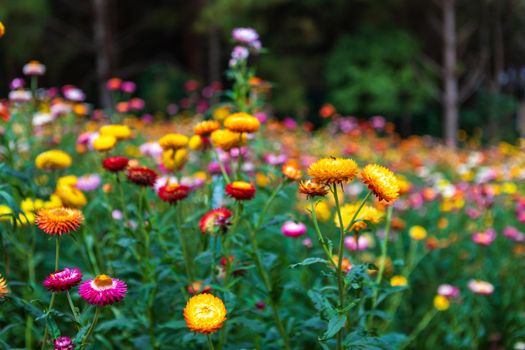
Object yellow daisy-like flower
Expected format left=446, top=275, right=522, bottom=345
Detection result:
left=336, top=203, right=383, bottom=232
left=162, top=148, right=189, bottom=171
left=433, top=295, right=450, bottom=311
left=184, top=293, right=227, bottom=334
left=210, top=129, right=245, bottom=151
left=0, top=205, right=12, bottom=221
left=307, top=157, right=358, bottom=185
left=390, top=275, right=408, bottom=287
left=35, top=150, right=72, bottom=170
left=224, top=112, right=260, bottom=133
left=57, top=175, right=78, bottom=187
left=194, top=120, right=220, bottom=136
left=0, top=274, right=8, bottom=298
left=93, top=135, right=117, bottom=152
left=0, top=22, right=5, bottom=38
left=361, top=164, right=400, bottom=203
left=55, top=185, right=87, bottom=208
left=212, top=106, right=231, bottom=121
left=409, top=225, right=427, bottom=240
left=99, top=124, right=131, bottom=140
left=189, top=135, right=204, bottom=150
left=159, top=133, right=189, bottom=151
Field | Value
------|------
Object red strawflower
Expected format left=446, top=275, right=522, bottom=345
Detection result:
left=225, top=181, right=256, bottom=200
left=126, top=167, right=158, bottom=187
left=158, top=183, right=190, bottom=204
left=102, top=156, right=129, bottom=172
left=199, top=208, right=232, bottom=234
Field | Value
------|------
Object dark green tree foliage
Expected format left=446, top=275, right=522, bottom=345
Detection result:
left=325, top=26, right=437, bottom=117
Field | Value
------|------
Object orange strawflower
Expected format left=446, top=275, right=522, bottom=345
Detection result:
left=298, top=180, right=328, bottom=199
left=35, top=207, right=84, bottom=236
left=224, top=112, right=260, bottom=133
left=0, top=274, right=8, bottom=298
left=361, top=164, right=400, bottom=203
left=194, top=120, right=220, bottom=136
left=307, top=157, right=358, bottom=185
left=282, top=163, right=302, bottom=181
left=184, top=293, right=227, bottom=334
left=210, top=129, right=245, bottom=151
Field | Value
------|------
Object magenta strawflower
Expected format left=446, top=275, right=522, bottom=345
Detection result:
left=43, top=267, right=83, bottom=292
left=54, top=336, right=74, bottom=350
left=78, top=274, right=127, bottom=306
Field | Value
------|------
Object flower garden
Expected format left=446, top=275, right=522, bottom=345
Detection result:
left=1, top=24, right=525, bottom=350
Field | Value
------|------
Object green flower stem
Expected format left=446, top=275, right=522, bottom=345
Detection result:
left=175, top=204, right=195, bottom=281
left=332, top=188, right=372, bottom=350
left=400, top=309, right=438, bottom=349
left=369, top=205, right=394, bottom=326
left=66, top=290, right=80, bottom=326
left=308, top=199, right=336, bottom=268
left=40, top=237, right=61, bottom=349
left=81, top=307, right=101, bottom=349
left=207, top=334, right=215, bottom=350
left=214, top=149, right=231, bottom=183
left=247, top=181, right=291, bottom=350
left=235, top=133, right=243, bottom=180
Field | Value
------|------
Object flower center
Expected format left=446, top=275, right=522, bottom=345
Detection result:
left=94, top=274, right=113, bottom=288
left=232, top=181, right=251, bottom=190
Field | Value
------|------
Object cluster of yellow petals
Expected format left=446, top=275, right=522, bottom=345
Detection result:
left=35, top=150, right=72, bottom=170
left=336, top=203, right=383, bottom=232
left=298, top=180, right=328, bottom=198
left=194, top=120, right=220, bottom=136
left=210, top=129, right=245, bottom=151
left=93, top=135, right=117, bottom=152
left=159, top=133, right=189, bottom=150
left=0, top=274, right=8, bottom=298
left=99, top=124, right=131, bottom=140
left=184, top=293, right=227, bottom=334
left=307, top=157, right=358, bottom=185
left=361, top=164, right=400, bottom=203
left=162, top=148, right=189, bottom=171
left=224, top=112, right=260, bottom=133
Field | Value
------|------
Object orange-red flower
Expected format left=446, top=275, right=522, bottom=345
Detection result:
left=158, top=183, right=190, bottom=204
left=282, top=163, right=302, bottom=181
left=225, top=181, right=256, bottom=200
left=199, top=208, right=232, bottom=234
left=35, top=207, right=84, bottom=236
left=126, top=167, right=158, bottom=187
left=194, top=120, right=220, bottom=136
left=0, top=274, right=8, bottom=298
left=298, top=180, right=328, bottom=199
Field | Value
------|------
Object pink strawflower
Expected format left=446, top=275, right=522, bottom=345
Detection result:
left=76, top=174, right=101, bottom=192
left=468, top=279, right=494, bottom=295
left=54, top=336, right=74, bottom=350
left=344, top=235, right=371, bottom=251
left=79, top=274, right=127, bottom=306
left=121, top=81, right=136, bottom=94
left=43, top=267, right=83, bottom=292
left=302, top=237, right=313, bottom=248
left=281, top=221, right=307, bottom=238
left=472, top=229, right=496, bottom=246
left=503, top=226, right=525, bottom=242
left=437, top=284, right=460, bottom=298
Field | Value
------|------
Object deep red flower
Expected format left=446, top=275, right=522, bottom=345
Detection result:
left=126, top=167, right=158, bottom=187
left=199, top=208, right=232, bottom=234
left=102, top=156, right=129, bottom=172
left=158, top=183, right=190, bottom=204
left=225, top=181, right=256, bottom=201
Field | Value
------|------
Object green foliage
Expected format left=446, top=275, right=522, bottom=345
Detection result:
left=325, top=26, right=438, bottom=116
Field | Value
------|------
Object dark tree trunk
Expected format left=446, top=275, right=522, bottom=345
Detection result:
left=208, top=26, right=221, bottom=83
left=442, top=0, right=459, bottom=148
left=93, top=0, right=114, bottom=109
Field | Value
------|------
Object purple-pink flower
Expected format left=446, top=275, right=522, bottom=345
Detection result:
left=472, top=229, right=496, bottom=246
left=79, top=274, right=127, bottom=306
left=437, top=284, right=460, bottom=298
left=468, top=279, right=494, bottom=295
left=281, top=221, right=307, bottom=238
left=344, top=235, right=371, bottom=251
left=43, top=267, right=83, bottom=292
left=54, top=336, right=74, bottom=350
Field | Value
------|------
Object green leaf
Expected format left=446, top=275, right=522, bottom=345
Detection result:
left=321, top=314, right=347, bottom=340
left=289, top=257, right=328, bottom=269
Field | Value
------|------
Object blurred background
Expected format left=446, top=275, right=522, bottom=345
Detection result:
left=1, top=0, right=525, bottom=145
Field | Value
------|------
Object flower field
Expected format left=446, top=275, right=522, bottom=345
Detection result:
left=1, top=26, right=525, bottom=350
